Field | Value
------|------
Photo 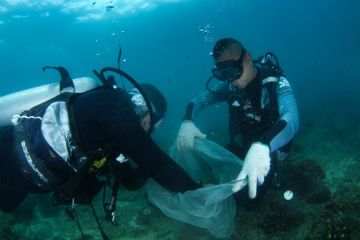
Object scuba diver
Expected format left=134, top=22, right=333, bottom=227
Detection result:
left=0, top=65, right=200, bottom=218
left=176, top=38, right=299, bottom=207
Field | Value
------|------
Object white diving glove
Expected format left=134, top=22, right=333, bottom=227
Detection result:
left=232, top=142, right=271, bottom=199
left=176, top=120, right=206, bottom=150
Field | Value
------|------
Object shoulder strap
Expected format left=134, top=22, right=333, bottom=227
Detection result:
left=262, top=76, right=279, bottom=85
left=54, top=88, right=114, bottom=203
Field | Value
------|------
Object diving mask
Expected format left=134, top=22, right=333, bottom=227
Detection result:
left=212, top=49, right=246, bottom=82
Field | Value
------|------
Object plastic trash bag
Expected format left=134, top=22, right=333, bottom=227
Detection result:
left=146, top=139, right=245, bottom=238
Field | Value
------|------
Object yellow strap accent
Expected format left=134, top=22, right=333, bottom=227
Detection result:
left=90, top=157, right=108, bottom=172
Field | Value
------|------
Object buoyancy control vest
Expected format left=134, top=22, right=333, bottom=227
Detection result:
left=10, top=64, right=160, bottom=196
left=228, top=61, right=281, bottom=148
left=11, top=90, right=109, bottom=192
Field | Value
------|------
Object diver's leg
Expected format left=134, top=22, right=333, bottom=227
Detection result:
left=0, top=125, right=28, bottom=212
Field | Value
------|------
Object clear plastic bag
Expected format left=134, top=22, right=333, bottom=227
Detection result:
left=146, top=139, right=245, bottom=238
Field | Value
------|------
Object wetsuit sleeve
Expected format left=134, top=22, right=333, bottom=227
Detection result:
left=260, top=76, right=300, bottom=152
left=95, top=91, right=200, bottom=193
left=184, top=81, right=228, bottom=120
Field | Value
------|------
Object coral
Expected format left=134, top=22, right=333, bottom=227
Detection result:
left=306, top=197, right=360, bottom=240
left=324, top=217, right=352, bottom=240
left=136, top=206, right=157, bottom=226
left=280, top=159, right=331, bottom=204
left=307, top=185, right=331, bottom=204
left=258, top=201, right=304, bottom=234
left=0, top=227, right=18, bottom=240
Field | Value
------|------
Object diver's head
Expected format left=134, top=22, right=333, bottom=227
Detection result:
left=212, top=38, right=257, bottom=89
left=128, top=83, right=167, bottom=133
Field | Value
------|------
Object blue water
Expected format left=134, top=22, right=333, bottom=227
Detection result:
left=1, top=0, right=359, bottom=148
left=1, top=1, right=359, bottom=96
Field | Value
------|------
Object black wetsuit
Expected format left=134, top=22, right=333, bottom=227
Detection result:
left=0, top=88, right=199, bottom=212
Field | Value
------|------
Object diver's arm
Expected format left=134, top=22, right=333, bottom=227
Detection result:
left=178, top=81, right=227, bottom=149
left=126, top=136, right=201, bottom=193
left=123, top=127, right=201, bottom=193
left=184, top=81, right=228, bottom=120
left=96, top=92, right=200, bottom=193
left=260, top=76, right=300, bottom=152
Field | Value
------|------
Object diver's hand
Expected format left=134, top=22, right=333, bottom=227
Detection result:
left=232, top=142, right=271, bottom=198
left=176, top=121, right=206, bottom=150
